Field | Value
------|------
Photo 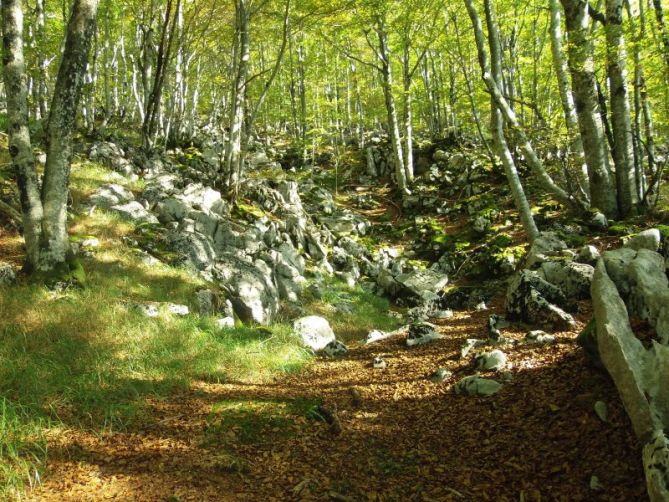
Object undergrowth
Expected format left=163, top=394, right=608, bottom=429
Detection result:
left=0, top=159, right=400, bottom=498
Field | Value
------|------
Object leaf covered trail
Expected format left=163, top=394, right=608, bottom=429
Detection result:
left=32, top=301, right=645, bottom=501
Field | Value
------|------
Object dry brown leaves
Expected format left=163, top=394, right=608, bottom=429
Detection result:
left=31, top=297, right=646, bottom=501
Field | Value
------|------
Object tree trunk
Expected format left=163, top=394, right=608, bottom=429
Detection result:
left=560, top=0, right=617, bottom=217
left=375, top=16, right=408, bottom=194
left=549, top=0, right=589, bottom=197
left=3, top=0, right=99, bottom=272
left=223, top=0, right=250, bottom=199
left=2, top=0, right=44, bottom=267
left=606, top=0, right=638, bottom=216
left=466, top=0, right=538, bottom=242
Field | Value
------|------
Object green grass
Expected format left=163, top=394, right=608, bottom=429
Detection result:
left=0, top=155, right=404, bottom=497
left=0, top=163, right=313, bottom=498
left=0, top=400, right=47, bottom=500
left=302, top=278, right=401, bottom=342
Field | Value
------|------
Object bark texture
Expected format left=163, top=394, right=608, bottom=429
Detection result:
left=560, top=0, right=617, bottom=217
left=2, top=0, right=99, bottom=272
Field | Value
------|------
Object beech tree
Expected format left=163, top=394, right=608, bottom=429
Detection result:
left=2, top=0, right=99, bottom=274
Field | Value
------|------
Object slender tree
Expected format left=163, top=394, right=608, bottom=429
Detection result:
left=3, top=0, right=100, bottom=273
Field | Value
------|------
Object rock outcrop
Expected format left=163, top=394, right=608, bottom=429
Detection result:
left=591, top=238, right=669, bottom=502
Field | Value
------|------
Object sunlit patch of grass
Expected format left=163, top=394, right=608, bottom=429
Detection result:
left=0, top=160, right=313, bottom=496
left=69, top=159, right=144, bottom=205
left=302, top=279, right=401, bottom=342
left=0, top=399, right=47, bottom=500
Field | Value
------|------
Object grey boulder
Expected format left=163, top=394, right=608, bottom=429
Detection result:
left=293, top=315, right=336, bottom=350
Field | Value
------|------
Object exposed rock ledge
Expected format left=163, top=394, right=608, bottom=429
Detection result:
left=591, top=257, right=669, bottom=502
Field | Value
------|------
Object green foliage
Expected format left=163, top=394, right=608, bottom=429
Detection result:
left=303, top=278, right=400, bottom=342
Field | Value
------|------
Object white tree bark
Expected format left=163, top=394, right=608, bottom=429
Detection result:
left=549, top=0, right=589, bottom=197
left=465, top=0, right=538, bottom=242
left=606, top=0, right=638, bottom=217
left=3, top=0, right=99, bottom=272
left=560, top=0, right=617, bottom=217
left=374, top=16, right=408, bottom=194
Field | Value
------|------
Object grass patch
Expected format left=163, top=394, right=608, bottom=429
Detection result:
left=0, top=399, right=47, bottom=500
left=301, top=279, right=400, bottom=342
left=0, top=162, right=313, bottom=497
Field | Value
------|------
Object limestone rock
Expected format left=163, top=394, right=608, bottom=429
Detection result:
left=591, top=261, right=655, bottom=438
left=540, top=261, right=594, bottom=299
left=525, top=232, right=568, bottom=269
left=475, top=350, right=507, bottom=371
left=213, top=254, right=279, bottom=325
left=429, top=367, right=452, bottom=383
left=505, top=270, right=575, bottom=329
left=576, top=245, right=600, bottom=265
left=322, top=340, right=348, bottom=357
left=406, top=322, right=443, bottom=347
left=525, top=330, right=556, bottom=345
left=625, top=228, right=662, bottom=253
left=373, top=356, right=387, bottom=369
left=395, top=269, right=449, bottom=302
left=167, top=231, right=217, bottom=271
left=454, top=375, right=502, bottom=396
left=293, top=316, right=336, bottom=351
left=168, top=304, right=189, bottom=316
left=216, top=317, right=235, bottom=329
left=643, top=430, right=669, bottom=502
left=90, top=183, right=135, bottom=208
left=602, top=247, right=638, bottom=297
left=109, top=201, right=159, bottom=224
left=0, top=262, right=16, bottom=286
left=627, top=250, right=669, bottom=329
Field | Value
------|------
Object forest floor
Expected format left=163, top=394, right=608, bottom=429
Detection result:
left=1, top=142, right=655, bottom=501
left=30, top=297, right=645, bottom=502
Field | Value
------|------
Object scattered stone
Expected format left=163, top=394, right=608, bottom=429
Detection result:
left=213, top=255, right=279, bottom=325
left=525, top=232, right=568, bottom=269
left=594, top=401, right=608, bottom=423
left=624, top=228, right=661, bottom=253
left=487, top=314, right=508, bottom=341
left=110, top=201, right=159, bottom=224
left=475, top=350, right=507, bottom=371
left=89, top=183, right=134, bottom=208
left=0, top=262, right=16, bottom=286
left=168, top=304, right=189, bottom=316
left=134, top=303, right=160, bottom=318
left=323, top=340, right=348, bottom=357
left=366, top=329, right=389, bottom=344
left=293, top=316, right=336, bottom=351
left=454, top=375, right=502, bottom=396
left=577, top=245, right=600, bottom=265
left=475, top=302, right=488, bottom=311
left=525, top=330, right=556, bottom=345
left=373, top=356, right=387, bottom=369
left=196, top=289, right=216, bottom=315
left=643, top=430, right=669, bottom=502
left=539, top=261, right=594, bottom=299
left=590, top=212, right=608, bottom=229
left=432, top=309, right=454, bottom=320
left=461, top=338, right=486, bottom=359
left=406, top=322, right=443, bottom=347
left=505, top=270, right=575, bottom=330
left=429, top=367, right=453, bottom=383
left=216, top=317, right=235, bottom=329
left=395, top=268, right=449, bottom=301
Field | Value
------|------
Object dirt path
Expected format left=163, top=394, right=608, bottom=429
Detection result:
left=32, top=300, right=645, bottom=501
